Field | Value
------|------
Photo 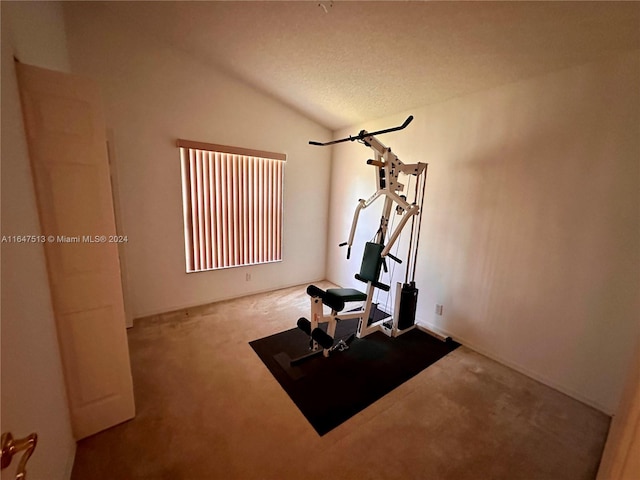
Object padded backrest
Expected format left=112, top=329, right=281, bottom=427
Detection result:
left=358, top=242, right=384, bottom=282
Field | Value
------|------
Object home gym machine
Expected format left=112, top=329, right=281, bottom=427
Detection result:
left=292, top=115, right=445, bottom=364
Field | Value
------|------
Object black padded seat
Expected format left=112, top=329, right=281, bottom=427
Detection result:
left=326, top=288, right=367, bottom=303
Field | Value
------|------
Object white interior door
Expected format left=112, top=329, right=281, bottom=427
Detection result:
left=596, top=343, right=640, bottom=480
left=15, top=62, right=135, bottom=440
left=106, top=130, right=134, bottom=328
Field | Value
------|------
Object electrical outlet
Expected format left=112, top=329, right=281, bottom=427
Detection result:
left=435, top=304, right=443, bottom=316
left=246, top=273, right=251, bottom=281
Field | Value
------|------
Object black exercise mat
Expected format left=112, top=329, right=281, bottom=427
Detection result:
left=249, top=319, right=459, bottom=435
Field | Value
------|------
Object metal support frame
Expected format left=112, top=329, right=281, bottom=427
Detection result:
left=306, top=116, right=447, bottom=344
left=342, top=132, right=426, bottom=260
left=303, top=294, right=364, bottom=358
left=345, top=129, right=425, bottom=338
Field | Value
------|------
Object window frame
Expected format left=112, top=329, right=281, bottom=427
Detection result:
left=177, top=139, right=286, bottom=273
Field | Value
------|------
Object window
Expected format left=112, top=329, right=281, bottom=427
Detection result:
left=177, top=139, right=286, bottom=272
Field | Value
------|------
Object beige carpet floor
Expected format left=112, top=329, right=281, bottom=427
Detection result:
left=71, top=282, right=610, bottom=479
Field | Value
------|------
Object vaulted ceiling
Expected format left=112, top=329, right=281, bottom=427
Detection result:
left=95, top=1, right=640, bottom=130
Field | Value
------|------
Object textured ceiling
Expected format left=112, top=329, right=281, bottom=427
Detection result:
left=95, top=1, right=640, bottom=130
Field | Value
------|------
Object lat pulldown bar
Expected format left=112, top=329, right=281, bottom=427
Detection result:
left=309, top=115, right=414, bottom=146
left=310, top=116, right=426, bottom=261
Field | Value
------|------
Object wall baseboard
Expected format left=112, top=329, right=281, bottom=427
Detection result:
left=419, top=320, right=613, bottom=416
left=134, top=279, right=612, bottom=416
left=132, top=278, right=326, bottom=321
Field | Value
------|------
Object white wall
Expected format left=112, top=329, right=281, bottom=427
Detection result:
left=63, top=4, right=332, bottom=318
left=327, top=51, right=640, bottom=414
left=1, top=2, right=76, bottom=478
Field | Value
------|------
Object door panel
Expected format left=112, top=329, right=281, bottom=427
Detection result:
left=597, top=343, right=640, bottom=480
left=16, top=62, right=135, bottom=440
left=63, top=307, right=119, bottom=402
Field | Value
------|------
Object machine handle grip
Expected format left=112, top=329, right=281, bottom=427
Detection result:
left=355, top=274, right=390, bottom=292
left=387, top=253, right=402, bottom=264
left=337, top=242, right=351, bottom=259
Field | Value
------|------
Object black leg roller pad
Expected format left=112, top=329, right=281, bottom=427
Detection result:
left=297, top=317, right=312, bottom=335
left=311, top=328, right=334, bottom=350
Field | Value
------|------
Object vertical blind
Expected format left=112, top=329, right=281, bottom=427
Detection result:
left=178, top=140, right=286, bottom=273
